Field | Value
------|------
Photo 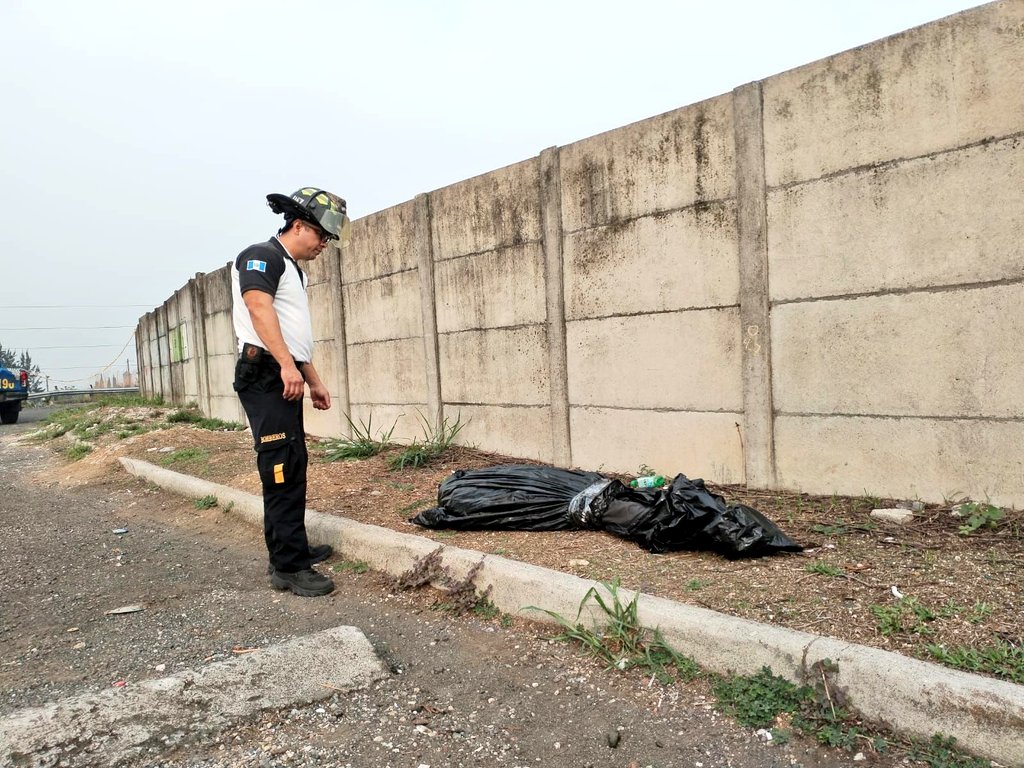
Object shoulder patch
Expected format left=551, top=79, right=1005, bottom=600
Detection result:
left=246, top=260, right=268, bottom=273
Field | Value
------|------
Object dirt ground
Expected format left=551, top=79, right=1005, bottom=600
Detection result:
left=2, top=410, right=885, bottom=768
left=35, top=404, right=1024, bottom=684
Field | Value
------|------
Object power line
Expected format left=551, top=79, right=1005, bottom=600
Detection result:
left=0, top=325, right=136, bottom=330
left=9, top=344, right=126, bottom=350
left=0, top=304, right=154, bottom=309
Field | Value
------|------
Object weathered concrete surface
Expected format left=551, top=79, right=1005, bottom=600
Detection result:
left=439, top=326, right=550, bottom=406
left=768, top=136, right=1024, bottom=301
left=446, top=403, right=553, bottom=463
left=569, top=407, right=745, bottom=485
left=763, top=1, right=1024, bottom=186
left=775, top=413, right=1024, bottom=508
left=342, top=269, right=422, bottom=344
left=772, top=285, right=1024, bottom=418
left=429, top=159, right=542, bottom=262
left=119, top=458, right=1024, bottom=768
left=347, top=339, right=426, bottom=407
left=566, top=310, right=742, bottom=412
left=343, top=200, right=419, bottom=283
left=433, top=245, right=547, bottom=333
left=0, top=627, right=385, bottom=767
left=559, top=95, right=735, bottom=230
left=562, top=203, right=739, bottom=321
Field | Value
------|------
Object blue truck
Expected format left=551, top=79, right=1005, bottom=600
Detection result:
left=0, top=365, right=29, bottom=424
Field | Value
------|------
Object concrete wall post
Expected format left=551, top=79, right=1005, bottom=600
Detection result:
left=540, top=146, right=572, bottom=468
left=323, top=244, right=352, bottom=435
left=733, top=82, right=776, bottom=487
left=415, top=193, right=443, bottom=432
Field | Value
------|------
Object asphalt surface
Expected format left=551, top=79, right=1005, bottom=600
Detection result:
left=0, top=415, right=869, bottom=768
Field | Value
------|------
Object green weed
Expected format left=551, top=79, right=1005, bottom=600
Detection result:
left=65, top=443, right=92, bottom=461
left=909, top=734, right=991, bottom=768
left=956, top=502, right=1004, bottom=535
left=388, top=412, right=466, bottom=471
left=870, top=598, right=936, bottom=637
left=712, top=667, right=813, bottom=729
left=684, top=579, right=709, bottom=591
left=323, top=412, right=397, bottom=461
left=167, top=408, right=243, bottom=431
left=811, top=519, right=876, bottom=536
left=805, top=562, right=844, bottom=578
left=161, top=448, right=208, bottom=466
left=193, top=495, right=218, bottom=509
left=527, top=578, right=700, bottom=685
left=925, top=639, right=1024, bottom=684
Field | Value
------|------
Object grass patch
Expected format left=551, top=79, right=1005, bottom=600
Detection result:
left=685, top=578, right=709, bottom=591
left=193, top=495, right=218, bottom=509
left=160, top=448, right=209, bottom=467
left=167, top=408, right=243, bottom=431
left=870, top=598, right=936, bottom=637
left=65, top=443, right=92, bottom=461
left=387, top=412, right=466, bottom=471
left=527, top=578, right=700, bottom=685
left=805, top=562, right=844, bottom=578
left=810, top=519, right=876, bottom=537
left=925, top=639, right=1024, bottom=684
left=322, top=413, right=396, bottom=461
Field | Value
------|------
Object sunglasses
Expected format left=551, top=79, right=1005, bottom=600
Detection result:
left=300, top=220, right=332, bottom=243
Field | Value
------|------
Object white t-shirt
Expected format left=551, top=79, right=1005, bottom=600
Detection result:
left=231, top=237, right=314, bottom=363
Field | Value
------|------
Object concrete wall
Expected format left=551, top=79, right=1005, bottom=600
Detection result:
left=138, top=1, right=1024, bottom=507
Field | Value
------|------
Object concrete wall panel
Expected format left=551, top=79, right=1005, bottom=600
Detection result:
left=348, top=403, right=430, bottom=444
left=570, top=407, right=745, bottom=484
left=451, top=404, right=553, bottom=463
left=308, top=281, right=337, bottom=342
left=202, top=268, right=233, bottom=313
left=439, top=326, right=549, bottom=405
left=564, top=203, right=739, bottom=320
left=347, top=339, right=426, bottom=406
left=430, top=159, right=542, bottom=261
left=763, top=2, right=1024, bottom=186
left=344, top=200, right=419, bottom=283
left=434, top=244, right=547, bottom=334
left=560, top=96, right=735, bottom=232
left=776, top=415, right=1024, bottom=508
left=772, top=285, right=1024, bottom=418
left=204, top=312, right=235, bottom=357
left=566, top=309, right=742, bottom=411
left=343, top=271, right=423, bottom=344
left=769, top=136, right=1024, bottom=301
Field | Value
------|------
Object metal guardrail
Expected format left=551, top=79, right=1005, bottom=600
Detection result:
left=28, top=387, right=140, bottom=400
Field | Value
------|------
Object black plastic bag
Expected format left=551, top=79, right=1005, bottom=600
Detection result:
left=411, top=464, right=802, bottom=558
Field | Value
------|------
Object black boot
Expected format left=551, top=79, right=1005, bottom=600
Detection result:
left=270, top=568, right=335, bottom=597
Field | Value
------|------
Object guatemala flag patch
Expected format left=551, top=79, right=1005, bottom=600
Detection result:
left=246, top=259, right=267, bottom=272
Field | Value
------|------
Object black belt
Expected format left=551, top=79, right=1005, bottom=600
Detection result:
left=241, top=343, right=307, bottom=369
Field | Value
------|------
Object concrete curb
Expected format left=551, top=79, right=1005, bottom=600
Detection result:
left=0, top=625, right=385, bottom=766
left=119, top=457, right=1024, bottom=766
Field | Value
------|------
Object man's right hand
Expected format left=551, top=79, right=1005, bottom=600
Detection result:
left=280, top=364, right=305, bottom=401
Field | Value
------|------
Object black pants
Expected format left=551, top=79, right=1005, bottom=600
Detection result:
left=234, top=356, right=311, bottom=573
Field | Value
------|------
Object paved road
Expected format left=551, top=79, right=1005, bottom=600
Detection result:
left=0, top=418, right=865, bottom=768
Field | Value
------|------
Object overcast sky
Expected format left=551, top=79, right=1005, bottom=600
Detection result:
left=0, top=0, right=984, bottom=386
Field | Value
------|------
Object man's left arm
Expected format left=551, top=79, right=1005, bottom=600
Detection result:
left=300, top=363, right=331, bottom=411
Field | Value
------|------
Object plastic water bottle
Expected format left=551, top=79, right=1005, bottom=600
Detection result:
left=629, top=475, right=666, bottom=489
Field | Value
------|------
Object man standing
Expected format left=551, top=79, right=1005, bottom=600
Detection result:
left=231, top=187, right=349, bottom=597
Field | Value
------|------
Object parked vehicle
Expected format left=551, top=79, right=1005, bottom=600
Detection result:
left=0, top=366, right=29, bottom=424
